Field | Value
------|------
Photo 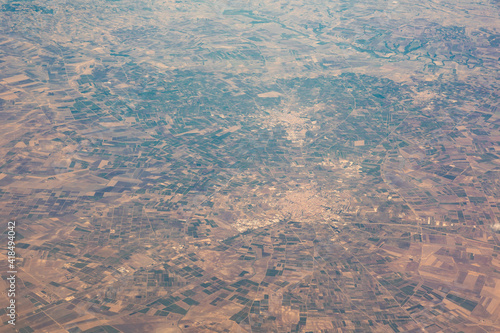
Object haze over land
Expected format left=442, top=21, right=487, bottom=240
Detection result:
left=0, top=0, right=499, bottom=332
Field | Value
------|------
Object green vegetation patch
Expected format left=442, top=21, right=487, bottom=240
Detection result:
left=182, top=297, right=199, bottom=306
left=163, top=303, right=188, bottom=315
left=82, top=326, right=120, bottom=333
left=446, top=293, right=477, bottom=311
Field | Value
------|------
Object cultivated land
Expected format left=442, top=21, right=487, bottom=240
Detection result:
left=0, top=0, right=499, bottom=332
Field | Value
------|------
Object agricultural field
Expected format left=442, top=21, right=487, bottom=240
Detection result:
left=0, top=0, right=499, bottom=332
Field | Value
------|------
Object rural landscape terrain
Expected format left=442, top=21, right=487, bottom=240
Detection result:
left=0, top=0, right=499, bottom=332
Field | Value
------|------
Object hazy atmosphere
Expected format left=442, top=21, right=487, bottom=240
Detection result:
left=0, top=0, right=499, bottom=332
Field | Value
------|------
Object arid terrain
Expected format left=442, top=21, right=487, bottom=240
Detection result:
left=0, top=0, right=499, bottom=332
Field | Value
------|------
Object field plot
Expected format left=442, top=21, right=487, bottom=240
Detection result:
left=0, top=0, right=499, bottom=332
